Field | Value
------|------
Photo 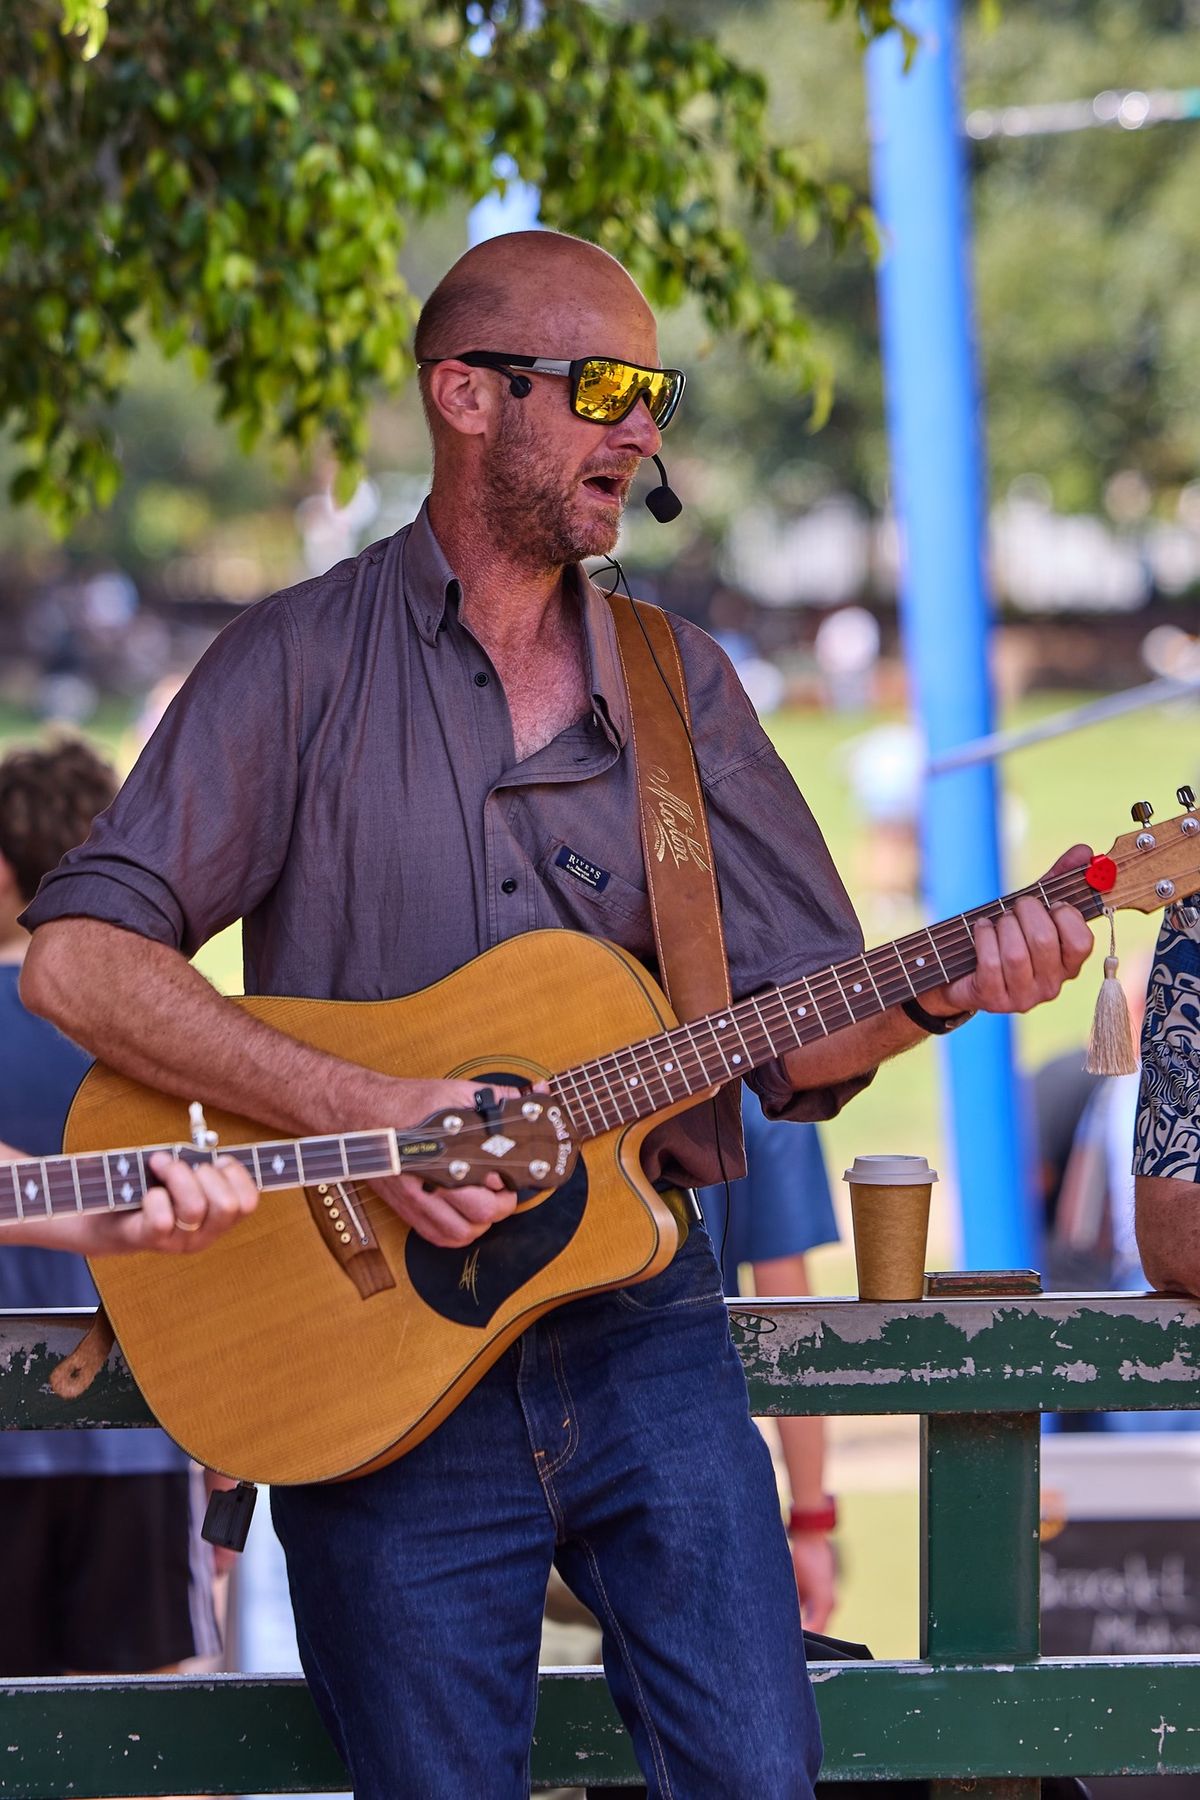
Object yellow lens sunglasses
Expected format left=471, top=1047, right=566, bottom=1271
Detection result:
left=420, top=351, right=686, bottom=429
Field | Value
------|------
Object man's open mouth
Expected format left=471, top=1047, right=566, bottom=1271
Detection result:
left=582, top=474, right=625, bottom=500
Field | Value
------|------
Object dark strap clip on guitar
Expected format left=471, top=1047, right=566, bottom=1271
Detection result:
left=203, top=1480, right=259, bottom=1553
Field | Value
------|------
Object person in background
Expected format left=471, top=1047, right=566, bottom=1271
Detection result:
left=1134, top=900, right=1200, bottom=1295
left=1034, top=953, right=1151, bottom=1298
left=0, top=738, right=256, bottom=1717
left=699, top=1092, right=840, bottom=1631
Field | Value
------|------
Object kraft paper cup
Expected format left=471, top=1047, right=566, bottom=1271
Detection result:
left=843, top=1155, right=938, bottom=1301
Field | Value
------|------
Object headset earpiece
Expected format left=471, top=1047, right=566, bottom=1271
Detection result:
left=508, top=374, right=532, bottom=399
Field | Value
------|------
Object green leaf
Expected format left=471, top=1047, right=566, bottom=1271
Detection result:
left=8, top=467, right=40, bottom=504
left=266, top=78, right=300, bottom=118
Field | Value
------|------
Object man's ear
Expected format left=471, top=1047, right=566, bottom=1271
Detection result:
left=426, top=360, right=496, bottom=439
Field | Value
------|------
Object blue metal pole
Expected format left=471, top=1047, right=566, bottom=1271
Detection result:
left=866, top=0, right=1034, bottom=1268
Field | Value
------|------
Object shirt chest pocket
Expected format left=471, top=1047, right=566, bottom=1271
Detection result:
left=537, top=838, right=655, bottom=963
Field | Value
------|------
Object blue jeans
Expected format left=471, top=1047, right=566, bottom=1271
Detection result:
left=271, top=1228, right=822, bottom=1798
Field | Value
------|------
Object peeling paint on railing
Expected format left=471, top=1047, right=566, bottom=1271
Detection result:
left=2, top=1297, right=1199, bottom=1430
left=729, top=1296, right=1200, bottom=1415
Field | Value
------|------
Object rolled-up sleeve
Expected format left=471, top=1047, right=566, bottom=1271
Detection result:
left=679, top=620, right=875, bottom=1124
left=21, top=596, right=302, bottom=957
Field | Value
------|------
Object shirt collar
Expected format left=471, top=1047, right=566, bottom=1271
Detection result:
left=571, top=563, right=630, bottom=750
left=401, top=499, right=461, bottom=645
left=404, top=500, right=629, bottom=748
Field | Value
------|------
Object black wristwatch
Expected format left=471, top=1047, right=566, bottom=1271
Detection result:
left=901, top=997, right=976, bottom=1036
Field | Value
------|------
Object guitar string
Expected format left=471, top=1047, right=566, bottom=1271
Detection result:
left=551, top=864, right=1113, bottom=1132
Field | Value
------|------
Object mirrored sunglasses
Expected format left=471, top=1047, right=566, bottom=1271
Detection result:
left=424, top=351, right=686, bottom=429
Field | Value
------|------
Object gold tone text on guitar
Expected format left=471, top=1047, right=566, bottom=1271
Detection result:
left=62, top=804, right=1200, bottom=1488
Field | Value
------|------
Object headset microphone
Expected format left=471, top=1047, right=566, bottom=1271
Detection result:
left=644, top=453, right=683, bottom=523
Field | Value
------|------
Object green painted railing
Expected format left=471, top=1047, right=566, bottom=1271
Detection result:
left=3, top=1288, right=1199, bottom=1795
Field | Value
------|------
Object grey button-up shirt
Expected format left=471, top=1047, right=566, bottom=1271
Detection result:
left=24, top=504, right=871, bottom=1186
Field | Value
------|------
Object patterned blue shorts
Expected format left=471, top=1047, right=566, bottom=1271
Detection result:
left=1135, top=903, right=1200, bottom=1183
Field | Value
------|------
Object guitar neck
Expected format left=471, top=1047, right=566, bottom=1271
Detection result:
left=0, top=1129, right=401, bottom=1227
left=550, top=864, right=1105, bottom=1141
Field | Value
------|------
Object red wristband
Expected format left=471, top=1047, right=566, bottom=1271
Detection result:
left=788, top=1497, right=837, bottom=1535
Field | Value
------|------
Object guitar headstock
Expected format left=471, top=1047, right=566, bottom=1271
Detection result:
left=396, top=1094, right=578, bottom=1191
left=1089, top=789, right=1200, bottom=915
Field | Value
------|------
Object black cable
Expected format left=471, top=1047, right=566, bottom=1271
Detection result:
left=713, top=1098, right=734, bottom=1285
left=591, top=554, right=628, bottom=598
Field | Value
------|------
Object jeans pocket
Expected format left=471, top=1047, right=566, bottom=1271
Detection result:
left=614, top=1229, right=725, bottom=1313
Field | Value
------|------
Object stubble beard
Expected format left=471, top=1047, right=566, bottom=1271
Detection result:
left=479, top=400, right=622, bottom=570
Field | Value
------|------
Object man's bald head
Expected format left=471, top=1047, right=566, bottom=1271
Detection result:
left=414, top=231, right=656, bottom=377
left=415, top=233, right=666, bottom=570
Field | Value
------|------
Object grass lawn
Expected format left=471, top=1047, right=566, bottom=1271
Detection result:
left=2, top=681, right=1183, bottom=1655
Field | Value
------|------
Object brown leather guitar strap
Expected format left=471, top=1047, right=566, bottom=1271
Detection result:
left=607, top=593, right=732, bottom=1022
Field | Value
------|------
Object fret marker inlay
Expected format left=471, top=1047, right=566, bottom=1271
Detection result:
left=120, top=1182, right=133, bottom=1203
left=117, top=1155, right=129, bottom=1177
left=271, top=1155, right=285, bottom=1175
left=916, top=957, right=926, bottom=968
left=24, top=1180, right=37, bottom=1202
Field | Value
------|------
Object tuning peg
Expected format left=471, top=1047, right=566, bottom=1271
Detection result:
left=188, top=1101, right=218, bottom=1149
left=1131, top=801, right=1154, bottom=825
left=1178, top=786, right=1196, bottom=811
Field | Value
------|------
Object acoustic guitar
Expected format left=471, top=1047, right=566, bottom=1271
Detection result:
left=45, top=801, right=1200, bottom=1486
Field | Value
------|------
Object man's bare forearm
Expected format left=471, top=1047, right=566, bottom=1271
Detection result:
left=21, top=919, right=397, bottom=1136
left=1135, top=1174, right=1200, bottom=1298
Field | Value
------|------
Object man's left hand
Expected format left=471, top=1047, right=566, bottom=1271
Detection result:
left=0, top=1151, right=259, bottom=1257
left=926, top=843, right=1095, bottom=1020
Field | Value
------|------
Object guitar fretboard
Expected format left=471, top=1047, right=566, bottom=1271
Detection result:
left=548, top=866, right=1103, bottom=1140
left=1, top=1130, right=398, bottom=1226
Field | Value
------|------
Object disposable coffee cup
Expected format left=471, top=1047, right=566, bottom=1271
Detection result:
left=843, top=1155, right=938, bottom=1301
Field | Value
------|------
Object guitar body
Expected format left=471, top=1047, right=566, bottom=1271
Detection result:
left=64, top=931, right=699, bottom=1486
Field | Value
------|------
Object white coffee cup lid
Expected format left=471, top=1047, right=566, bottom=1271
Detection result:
left=843, top=1154, right=938, bottom=1185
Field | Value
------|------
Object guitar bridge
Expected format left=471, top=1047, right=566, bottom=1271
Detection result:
left=303, top=1181, right=396, bottom=1299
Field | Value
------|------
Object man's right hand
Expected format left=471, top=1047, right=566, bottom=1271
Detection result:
left=357, top=1076, right=527, bottom=1249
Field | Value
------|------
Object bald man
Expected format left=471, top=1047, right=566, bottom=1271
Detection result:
left=19, top=232, right=1093, bottom=1797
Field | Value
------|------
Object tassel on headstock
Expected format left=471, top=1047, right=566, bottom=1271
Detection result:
left=1085, top=907, right=1138, bottom=1076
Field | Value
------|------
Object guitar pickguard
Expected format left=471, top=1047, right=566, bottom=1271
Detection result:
left=405, top=1155, right=589, bottom=1328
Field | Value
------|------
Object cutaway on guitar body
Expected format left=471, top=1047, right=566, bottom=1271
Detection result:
left=65, top=932, right=698, bottom=1487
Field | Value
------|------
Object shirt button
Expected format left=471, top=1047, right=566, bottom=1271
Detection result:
left=501, top=877, right=518, bottom=895
left=474, top=671, right=489, bottom=687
